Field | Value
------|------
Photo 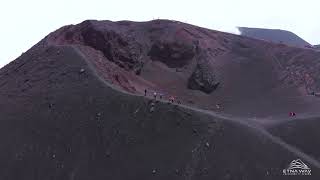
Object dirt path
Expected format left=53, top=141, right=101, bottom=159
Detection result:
left=184, top=104, right=320, bottom=169
left=74, top=45, right=320, bottom=169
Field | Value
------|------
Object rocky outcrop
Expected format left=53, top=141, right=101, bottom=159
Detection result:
left=187, top=45, right=221, bottom=94
left=47, top=21, right=144, bottom=74
left=187, top=50, right=220, bottom=94
left=148, top=40, right=195, bottom=68
left=187, top=63, right=220, bottom=94
left=81, top=26, right=143, bottom=72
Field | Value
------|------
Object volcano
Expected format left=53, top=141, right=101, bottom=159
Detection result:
left=1, top=19, right=320, bottom=179
left=238, top=27, right=311, bottom=48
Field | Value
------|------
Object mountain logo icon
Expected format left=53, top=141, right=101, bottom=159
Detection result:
left=283, top=159, right=312, bottom=176
left=287, top=159, right=310, bottom=170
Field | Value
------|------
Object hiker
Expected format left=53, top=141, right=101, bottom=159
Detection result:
left=289, top=112, right=296, bottom=117
left=153, top=92, right=157, bottom=99
left=169, top=96, right=175, bottom=103
left=159, top=93, right=163, bottom=99
left=150, top=102, right=155, bottom=112
left=144, top=89, right=147, bottom=96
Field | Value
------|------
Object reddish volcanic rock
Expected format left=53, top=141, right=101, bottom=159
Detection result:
left=2, top=19, right=320, bottom=180
left=148, top=40, right=196, bottom=68
left=39, top=19, right=320, bottom=117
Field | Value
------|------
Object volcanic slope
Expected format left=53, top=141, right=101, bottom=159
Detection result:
left=238, top=27, right=311, bottom=47
left=1, top=44, right=320, bottom=180
left=43, top=19, right=320, bottom=118
left=268, top=116, right=320, bottom=163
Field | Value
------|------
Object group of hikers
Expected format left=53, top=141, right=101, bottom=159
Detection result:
left=144, top=89, right=181, bottom=104
left=143, top=89, right=301, bottom=118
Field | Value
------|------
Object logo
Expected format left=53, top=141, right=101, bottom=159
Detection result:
left=283, top=159, right=311, bottom=176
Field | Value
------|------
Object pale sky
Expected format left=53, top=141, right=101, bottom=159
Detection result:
left=0, top=0, right=319, bottom=68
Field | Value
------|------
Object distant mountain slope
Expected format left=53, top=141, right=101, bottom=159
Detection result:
left=238, top=27, right=311, bottom=47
